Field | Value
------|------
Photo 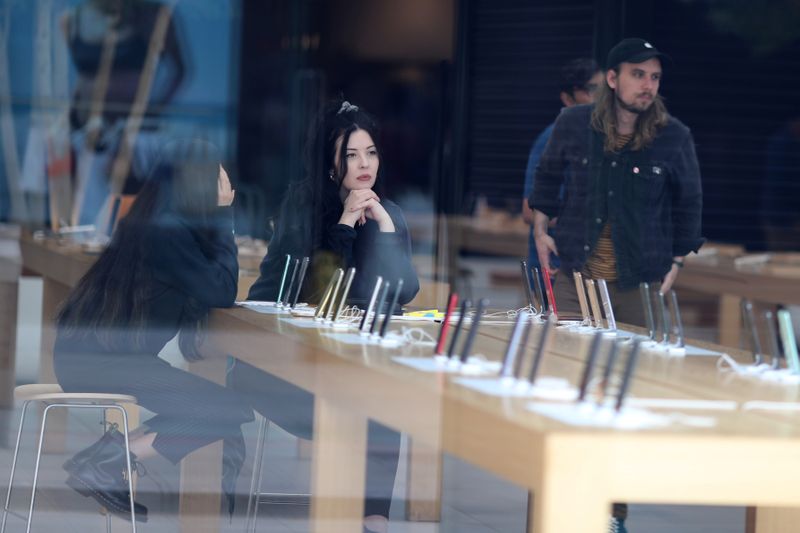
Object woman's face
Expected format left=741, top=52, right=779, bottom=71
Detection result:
left=334, top=129, right=379, bottom=193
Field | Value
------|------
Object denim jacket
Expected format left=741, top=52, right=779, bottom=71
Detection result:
left=530, top=104, right=705, bottom=289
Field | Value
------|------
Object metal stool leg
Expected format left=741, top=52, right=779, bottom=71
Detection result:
left=108, top=405, right=137, bottom=531
left=0, top=400, right=31, bottom=533
left=246, top=416, right=269, bottom=533
left=25, top=403, right=55, bottom=533
left=21, top=402, right=137, bottom=533
left=102, top=410, right=112, bottom=533
left=245, top=418, right=311, bottom=533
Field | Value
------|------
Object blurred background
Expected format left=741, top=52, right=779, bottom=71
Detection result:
left=1, top=0, right=799, bottom=329
left=0, top=2, right=799, bottom=532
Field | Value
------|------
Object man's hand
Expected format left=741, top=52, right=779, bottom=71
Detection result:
left=660, top=263, right=680, bottom=293
left=534, top=232, right=558, bottom=273
left=532, top=209, right=558, bottom=272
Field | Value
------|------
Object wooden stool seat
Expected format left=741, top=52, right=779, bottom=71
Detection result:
left=13, top=383, right=63, bottom=399
left=14, top=384, right=136, bottom=404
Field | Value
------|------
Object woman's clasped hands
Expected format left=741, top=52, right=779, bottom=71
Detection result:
left=339, top=189, right=395, bottom=232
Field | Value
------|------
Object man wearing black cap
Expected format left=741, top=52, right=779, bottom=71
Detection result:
left=529, top=38, right=704, bottom=324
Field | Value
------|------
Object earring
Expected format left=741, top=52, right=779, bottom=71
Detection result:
left=329, top=169, right=335, bottom=181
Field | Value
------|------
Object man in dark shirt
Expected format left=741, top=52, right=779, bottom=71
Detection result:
left=530, top=38, right=704, bottom=324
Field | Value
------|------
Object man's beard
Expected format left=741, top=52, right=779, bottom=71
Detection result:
left=615, top=92, right=653, bottom=115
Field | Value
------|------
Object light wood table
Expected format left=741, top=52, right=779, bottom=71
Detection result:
left=16, top=234, right=440, bottom=530
left=19, top=233, right=800, bottom=533
left=677, top=255, right=800, bottom=348
left=415, top=214, right=800, bottom=351
left=196, top=309, right=800, bottom=533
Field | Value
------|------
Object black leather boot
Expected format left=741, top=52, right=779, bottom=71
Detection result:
left=63, top=427, right=148, bottom=522
left=62, top=424, right=120, bottom=473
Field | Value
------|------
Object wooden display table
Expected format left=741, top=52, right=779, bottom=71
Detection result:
left=416, top=212, right=800, bottom=351
left=202, top=309, right=800, bottom=533
left=18, top=232, right=800, bottom=533
left=678, top=253, right=800, bottom=347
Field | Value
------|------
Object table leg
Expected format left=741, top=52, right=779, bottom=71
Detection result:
left=754, top=508, right=800, bottom=533
left=40, top=278, right=69, bottom=453
left=108, top=403, right=141, bottom=533
left=310, top=396, right=367, bottom=533
left=0, top=278, right=17, bottom=408
left=405, top=438, right=441, bottom=522
left=0, top=277, right=18, bottom=445
left=530, top=488, right=609, bottom=533
left=179, top=355, right=227, bottom=533
left=531, top=445, right=610, bottom=533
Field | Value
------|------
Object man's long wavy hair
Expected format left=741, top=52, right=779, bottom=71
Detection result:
left=590, top=67, right=669, bottom=152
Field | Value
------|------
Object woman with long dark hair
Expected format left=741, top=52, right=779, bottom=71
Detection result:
left=235, top=100, right=419, bottom=533
left=55, top=139, right=253, bottom=521
left=247, top=99, right=419, bottom=305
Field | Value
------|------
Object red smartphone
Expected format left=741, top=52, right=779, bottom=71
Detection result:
left=543, top=269, right=558, bottom=318
left=435, top=292, right=459, bottom=355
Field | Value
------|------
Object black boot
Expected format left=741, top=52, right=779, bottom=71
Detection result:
left=62, top=424, right=120, bottom=473
left=63, top=427, right=148, bottom=522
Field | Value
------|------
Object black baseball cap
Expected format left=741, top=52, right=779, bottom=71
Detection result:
left=606, top=38, right=670, bottom=69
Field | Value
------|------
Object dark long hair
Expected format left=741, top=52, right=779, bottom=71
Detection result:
left=275, top=99, right=384, bottom=257
left=57, top=139, right=221, bottom=360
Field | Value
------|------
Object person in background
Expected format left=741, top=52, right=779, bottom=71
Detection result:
left=54, top=139, right=252, bottom=521
left=62, top=0, right=186, bottom=225
left=531, top=39, right=706, bottom=532
left=521, top=58, right=602, bottom=287
left=531, top=38, right=704, bottom=325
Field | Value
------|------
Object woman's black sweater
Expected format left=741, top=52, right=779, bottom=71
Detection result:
left=247, top=199, right=419, bottom=307
left=54, top=208, right=239, bottom=358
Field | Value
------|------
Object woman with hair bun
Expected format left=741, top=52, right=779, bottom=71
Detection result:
left=237, top=100, right=419, bottom=533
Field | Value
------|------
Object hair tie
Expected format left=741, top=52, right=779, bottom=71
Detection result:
left=337, top=101, right=359, bottom=115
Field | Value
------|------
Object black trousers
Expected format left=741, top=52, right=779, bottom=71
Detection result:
left=54, top=351, right=255, bottom=464
left=228, top=359, right=400, bottom=519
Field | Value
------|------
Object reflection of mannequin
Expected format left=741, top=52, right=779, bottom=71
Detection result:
left=61, top=0, right=186, bottom=225
left=761, top=118, right=800, bottom=250
left=63, top=0, right=184, bottom=134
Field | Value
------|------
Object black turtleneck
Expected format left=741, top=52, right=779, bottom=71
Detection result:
left=247, top=199, right=419, bottom=308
